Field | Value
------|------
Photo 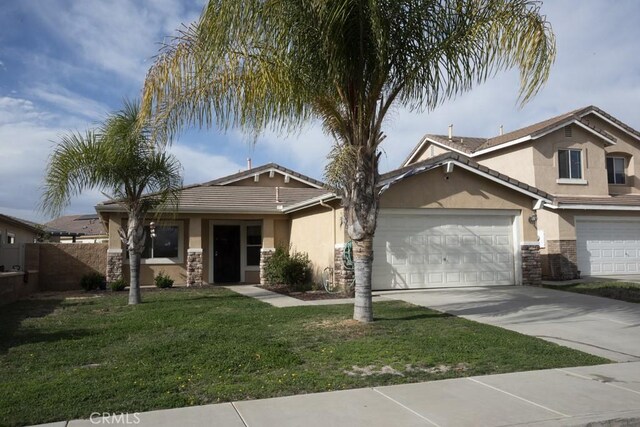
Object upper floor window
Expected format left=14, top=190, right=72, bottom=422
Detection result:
left=7, top=233, right=15, bottom=245
left=558, top=149, right=582, bottom=180
left=606, top=157, right=626, bottom=184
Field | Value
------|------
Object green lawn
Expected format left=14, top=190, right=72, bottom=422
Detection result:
left=544, top=282, right=640, bottom=303
left=1, top=287, right=608, bottom=426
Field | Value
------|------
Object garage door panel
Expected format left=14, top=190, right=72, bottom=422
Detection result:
left=373, top=212, right=515, bottom=290
left=577, top=220, right=640, bottom=276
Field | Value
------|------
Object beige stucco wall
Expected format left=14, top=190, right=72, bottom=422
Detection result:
left=379, top=166, right=538, bottom=241
left=539, top=208, right=640, bottom=242
left=477, top=144, right=536, bottom=187
left=589, top=115, right=640, bottom=194
left=0, top=219, right=38, bottom=270
left=289, top=201, right=345, bottom=283
left=412, top=143, right=451, bottom=164
left=530, top=125, right=610, bottom=196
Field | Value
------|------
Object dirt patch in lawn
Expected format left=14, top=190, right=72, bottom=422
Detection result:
left=261, top=284, right=352, bottom=301
left=344, top=363, right=470, bottom=377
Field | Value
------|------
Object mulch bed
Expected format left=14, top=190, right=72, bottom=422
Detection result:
left=261, top=284, right=352, bottom=301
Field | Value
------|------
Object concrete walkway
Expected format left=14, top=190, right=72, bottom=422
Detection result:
left=41, top=361, right=640, bottom=427
left=378, top=286, right=640, bottom=362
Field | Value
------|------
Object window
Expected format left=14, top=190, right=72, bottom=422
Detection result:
left=558, top=149, right=582, bottom=179
left=606, top=157, right=626, bottom=184
left=246, top=225, right=262, bottom=266
left=142, top=225, right=179, bottom=259
left=7, top=233, right=15, bottom=245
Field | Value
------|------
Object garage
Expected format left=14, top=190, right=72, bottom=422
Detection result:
left=576, top=218, right=640, bottom=276
left=372, top=210, right=517, bottom=290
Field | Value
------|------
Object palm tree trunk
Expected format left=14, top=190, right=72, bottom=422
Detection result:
left=126, top=212, right=145, bottom=305
left=128, top=250, right=142, bottom=305
left=353, top=236, right=374, bottom=322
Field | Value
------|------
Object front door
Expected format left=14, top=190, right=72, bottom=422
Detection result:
left=213, top=225, right=241, bottom=283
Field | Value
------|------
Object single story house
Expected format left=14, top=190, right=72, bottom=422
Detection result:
left=0, top=213, right=41, bottom=272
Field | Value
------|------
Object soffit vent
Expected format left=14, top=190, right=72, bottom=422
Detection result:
left=564, top=125, right=572, bottom=138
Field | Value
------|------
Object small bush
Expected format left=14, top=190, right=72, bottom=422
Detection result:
left=109, top=278, right=127, bottom=292
left=264, top=246, right=312, bottom=291
left=80, top=272, right=106, bottom=291
left=154, top=271, right=174, bottom=288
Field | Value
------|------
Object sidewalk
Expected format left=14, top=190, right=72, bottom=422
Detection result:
left=40, top=361, right=640, bottom=427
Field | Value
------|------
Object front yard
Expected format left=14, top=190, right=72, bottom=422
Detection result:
left=1, top=287, right=608, bottom=426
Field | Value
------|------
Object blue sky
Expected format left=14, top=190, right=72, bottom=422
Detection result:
left=1, top=0, right=640, bottom=223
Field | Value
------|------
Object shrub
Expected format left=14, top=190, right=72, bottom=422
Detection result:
left=264, top=246, right=312, bottom=291
left=154, top=271, right=174, bottom=288
left=80, top=272, right=105, bottom=291
left=109, top=278, right=127, bottom=292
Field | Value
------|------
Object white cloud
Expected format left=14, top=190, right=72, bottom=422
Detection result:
left=25, top=0, right=203, bottom=84
left=166, top=143, right=244, bottom=185
left=29, top=86, right=110, bottom=122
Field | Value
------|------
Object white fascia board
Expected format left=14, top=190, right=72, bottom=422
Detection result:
left=402, top=137, right=428, bottom=167
left=218, top=168, right=324, bottom=189
left=282, top=193, right=339, bottom=213
left=580, top=111, right=640, bottom=142
left=572, top=121, right=616, bottom=145
left=470, top=135, right=532, bottom=157
left=453, top=162, right=551, bottom=203
left=424, top=137, right=471, bottom=157
left=545, top=203, right=640, bottom=211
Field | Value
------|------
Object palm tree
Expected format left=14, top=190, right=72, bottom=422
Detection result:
left=141, top=0, right=555, bottom=321
left=42, top=100, right=183, bottom=305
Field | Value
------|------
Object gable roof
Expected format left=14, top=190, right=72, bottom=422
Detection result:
left=403, top=106, right=634, bottom=166
left=203, top=163, right=325, bottom=189
left=0, top=213, right=42, bottom=234
left=96, top=163, right=331, bottom=214
left=382, top=152, right=552, bottom=202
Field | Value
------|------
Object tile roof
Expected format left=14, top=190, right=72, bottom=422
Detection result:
left=408, top=106, right=625, bottom=162
left=45, top=215, right=106, bottom=236
left=97, top=163, right=331, bottom=214
left=173, top=186, right=331, bottom=213
left=0, top=213, right=42, bottom=233
left=381, top=152, right=552, bottom=200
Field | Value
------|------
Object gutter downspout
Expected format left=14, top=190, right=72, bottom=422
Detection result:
left=319, top=198, right=336, bottom=287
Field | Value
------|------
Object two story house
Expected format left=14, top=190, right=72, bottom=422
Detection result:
left=402, top=106, right=640, bottom=280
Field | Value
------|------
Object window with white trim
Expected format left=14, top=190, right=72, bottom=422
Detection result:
left=606, top=157, right=625, bottom=184
left=558, top=149, right=582, bottom=179
left=246, top=225, right=262, bottom=266
left=7, top=232, right=15, bottom=245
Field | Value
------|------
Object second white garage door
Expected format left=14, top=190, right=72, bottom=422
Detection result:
left=576, top=219, right=640, bottom=276
left=372, top=210, right=516, bottom=290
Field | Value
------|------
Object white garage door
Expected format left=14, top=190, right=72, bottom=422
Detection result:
left=372, top=211, right=516, bottom=290
left=576, top=219, right=640, bottom=276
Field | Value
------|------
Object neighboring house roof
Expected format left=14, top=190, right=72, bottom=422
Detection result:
left=0, top=213, right=42, bottom=234
left=203, top=163, right=326, bottom=189
left=45, top=214, right=106, bottom=237
left=403, top=106, right=632, bottom=165
left=381, top=152, right=552, bottom=202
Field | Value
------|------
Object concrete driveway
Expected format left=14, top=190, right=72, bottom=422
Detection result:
left=377, top=286, right=640, bottom=362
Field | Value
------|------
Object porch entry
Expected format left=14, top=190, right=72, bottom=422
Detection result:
left=210, top=221, right=262, bottom=284
left=213, top=225, right=241, bottom=283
